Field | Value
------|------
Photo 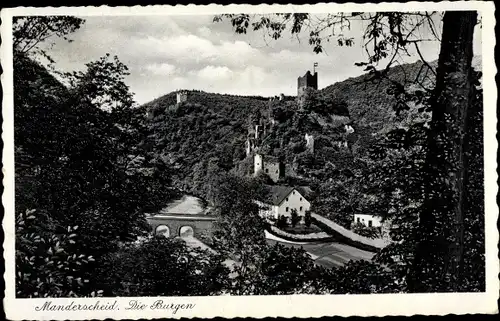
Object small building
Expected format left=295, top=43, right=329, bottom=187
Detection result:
left=254, top=153, right=285, bottom=183
left=353, top=214, right=383, bottom=228
left=257, top=185, right=311, bottom=220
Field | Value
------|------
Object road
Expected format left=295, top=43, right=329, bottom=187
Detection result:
left=265, top=231, right=375, bottom=268
left=180, top=232, right=375, bottom=270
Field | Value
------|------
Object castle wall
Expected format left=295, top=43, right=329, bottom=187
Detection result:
left=262, top=161, right=283, bottom=183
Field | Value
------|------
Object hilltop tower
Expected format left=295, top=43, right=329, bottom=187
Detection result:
left=297, top=70, right=318, bottom=108
left=176, top=90, right=188, bottom=104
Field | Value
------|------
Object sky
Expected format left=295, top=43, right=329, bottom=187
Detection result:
left=42, top=13, right=483, bottom=105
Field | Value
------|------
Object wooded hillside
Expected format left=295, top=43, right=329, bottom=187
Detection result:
left=142, top=60, right=440, bottom=200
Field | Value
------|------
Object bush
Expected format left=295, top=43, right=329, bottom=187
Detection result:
left=283, top=224, right=323, bottom=235
left=268, top=225, right=332, bottom=241
left=290, top=209, right=300, bottom=227
left=351, top=222, right=381, bottom=239
left=276, top=215, right=288, bottom=229
left=304, top=210, right=312, bottom=227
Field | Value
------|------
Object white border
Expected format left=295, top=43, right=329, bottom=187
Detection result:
left=2, top=2, right=498, bottom=319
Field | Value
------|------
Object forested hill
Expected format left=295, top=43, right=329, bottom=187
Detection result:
left=321, top=57, right=481, bottom=134
left=141, top=60, right=443, bottom=199
left=321, top=60, right=437, bottom=134
left=144, top=91, right=271, bottom=195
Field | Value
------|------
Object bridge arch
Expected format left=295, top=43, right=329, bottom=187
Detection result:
left=146, top=214, right=217, bottom=239
left=179, top=225, right=194, bottom=237
left=155, top=224, right=170, bottom=237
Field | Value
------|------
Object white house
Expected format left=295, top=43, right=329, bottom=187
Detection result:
left=353, top=213, right=383, bottom=228
left=257, top=185, right=311, bottom=220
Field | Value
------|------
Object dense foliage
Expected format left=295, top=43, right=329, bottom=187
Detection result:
left=96, top=236, right=230, bottom=296
left=14, top=17, right=177, bottom=297
left=145, top=91, right=268, bottom=198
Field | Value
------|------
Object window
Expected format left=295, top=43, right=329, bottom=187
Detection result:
left=300, top=206, right=303, bottom=211
left=368, top=220, right=373, bottom=227
left=265, top=168, right=269, bottom=173
left=286, top=197, right=289, bottom=202
left=300, top=197, right=302, bottom=201
left=357, top=217, right=360, bottom=223
left=286, top=207, right=289, bottom=212
left=293, top=191, right=296, bottom=195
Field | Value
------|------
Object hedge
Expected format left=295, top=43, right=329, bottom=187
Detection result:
left=267, top=225, right=335, bottom=242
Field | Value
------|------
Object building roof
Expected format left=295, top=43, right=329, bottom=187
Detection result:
left=263, top=185, right=312, bottom=206
left=265, top=185, right=294, bottom=206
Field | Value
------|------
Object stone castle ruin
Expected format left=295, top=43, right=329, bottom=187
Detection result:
left=297, top=70, right=318, bottom=108
left=243, top=66, right=355, bottom=180
left=253, top=153, right=285, bottom=183
left=245, top=67, right=320, bottom=179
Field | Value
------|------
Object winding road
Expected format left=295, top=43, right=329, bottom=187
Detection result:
left=180, top=232, right=375, bottom=269
left=265, top=231, right=375, bottom=268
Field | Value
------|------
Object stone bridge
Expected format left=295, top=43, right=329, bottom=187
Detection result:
left=146, top=213, right=218, bottom=238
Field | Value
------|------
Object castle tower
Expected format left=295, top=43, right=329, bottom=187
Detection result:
left=254, top=153, right=263, bottom=174
left=245, top=138, right=255, bottom=156
left=254, top=153, right=285, bottom=183
left=176, top=90, right=188, bottom=104
left=255, top=124, right=261, bottom=141
left=297, top=70, right=318, bottom=108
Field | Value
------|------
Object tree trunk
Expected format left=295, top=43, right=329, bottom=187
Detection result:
left=409, top=11, right=477, bottom=292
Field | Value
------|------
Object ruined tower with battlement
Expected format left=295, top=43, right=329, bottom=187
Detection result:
left=297, top=70, right=318, bottom=108
left=176, top=90, right=188, bottom=104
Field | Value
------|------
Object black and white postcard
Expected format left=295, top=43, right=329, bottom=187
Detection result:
left=1, top=1, right=498, bottom=319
